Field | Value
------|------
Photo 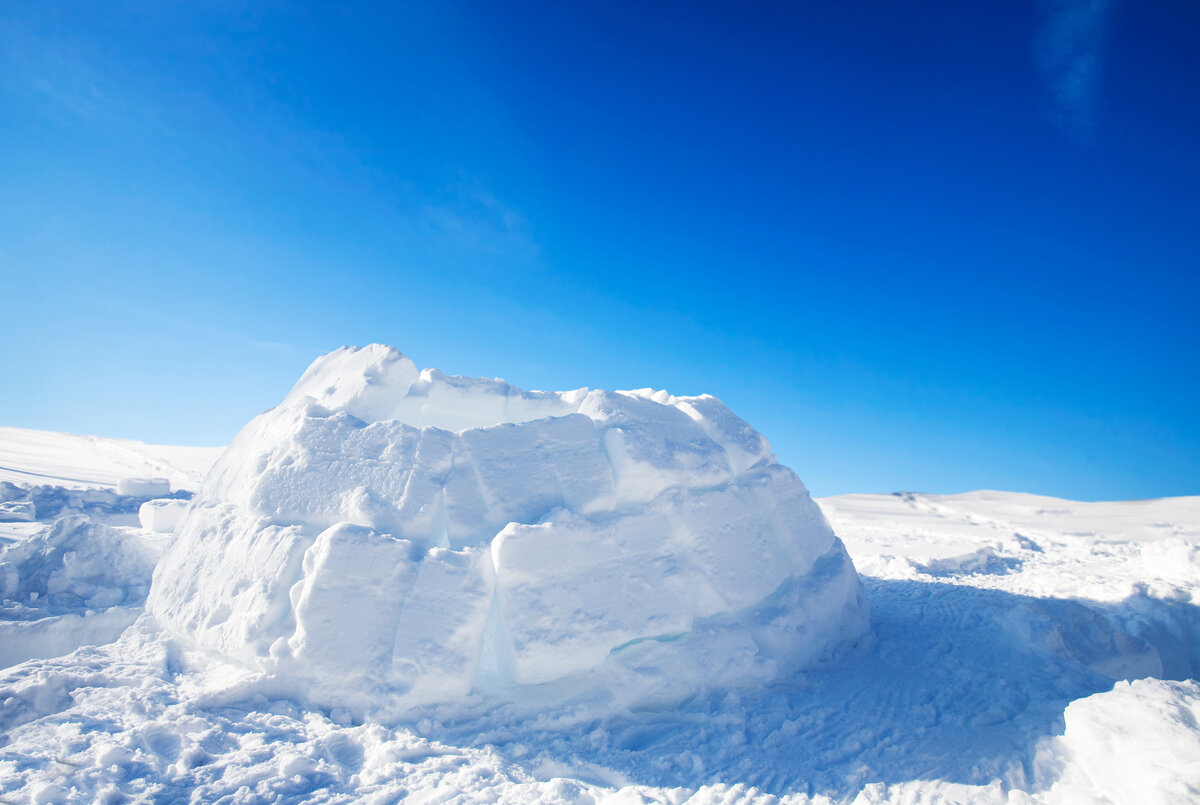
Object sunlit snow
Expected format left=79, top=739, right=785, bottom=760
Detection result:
left=0, top=347, right=1197, bottom=804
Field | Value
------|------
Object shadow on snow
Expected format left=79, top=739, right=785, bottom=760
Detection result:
left=446, top=578, right=1199, bottom=799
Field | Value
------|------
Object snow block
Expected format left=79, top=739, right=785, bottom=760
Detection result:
left=147, top=344, right=867, bottom=711
left=390, top=546, right=495, bottom=704
left=138, top=499, right=188, bottom=533
left=117, top=478, right=170, bottom=497
left=287, top=524, right=420, bottom=685
left=492, top=509, right=690, bottom=685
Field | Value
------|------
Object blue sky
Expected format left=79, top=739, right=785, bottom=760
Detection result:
left=1, top=1, right=1197, bottom=499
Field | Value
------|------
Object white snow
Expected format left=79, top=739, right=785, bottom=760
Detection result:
left=137, top=498, right=189, bottom=533
left=148, top=345, right=867, bottom=711
left=0, top=515, right=168, bottom=667
left=1036, top=678, right=1200, bottom=805
left=0, top=349, right=1197, bottom=803
left=0, top=426, right=222, bottom=492
left=0, top=498, right=36, bottom=522
left=116, top=477, right=171, bottom=497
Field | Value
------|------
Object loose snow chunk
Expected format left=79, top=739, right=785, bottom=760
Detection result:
left=138, top=499, right=188, bottom=533
left=0, top=499, right=36, bottom=522
left=288, top=524, right=419, bottom=682
left=116, top=477, right=170, bottom=497
left=0, top=515, right=160, bottom=612
left=492, top=509, right=691, bottom=685
left=282, top=345, right=580, bottom=432
left=284, top=343, right=421, bottom=423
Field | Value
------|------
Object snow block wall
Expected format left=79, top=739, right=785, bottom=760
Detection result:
left=148, top=345, right=867, bottom=711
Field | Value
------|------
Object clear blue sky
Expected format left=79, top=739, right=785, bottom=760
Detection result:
left=2, top=1, right=1197, bottom=499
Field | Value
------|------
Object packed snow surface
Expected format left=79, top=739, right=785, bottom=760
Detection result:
left=1, top=354, right=1198, bottom=803
left=148, top=345, right=868, bottom=711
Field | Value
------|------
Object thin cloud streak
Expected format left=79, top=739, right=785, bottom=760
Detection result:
left=95, top=298, right=303, bottom=357
left=1035, top=0, right=1115, bottom=139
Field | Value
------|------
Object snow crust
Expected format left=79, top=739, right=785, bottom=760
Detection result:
left=148, top=345, right=867, bottom=710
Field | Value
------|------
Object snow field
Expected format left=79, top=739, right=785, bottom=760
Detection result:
left=0, top=426, right=221, bottom=492
left=0, top=350, right=1198, bottom=802
left=1, top=615, right=1196, bottom=803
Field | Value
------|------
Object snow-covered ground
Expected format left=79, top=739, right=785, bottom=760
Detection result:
left=0, top=426, right=221, bottom=493
left=1, top=417, right=1197, bottom=800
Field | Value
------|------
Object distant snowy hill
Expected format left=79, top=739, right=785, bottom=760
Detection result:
left=824, top=489, right=1200, bottom=553
left=823, top=489, right=1200, bottom=598
left=0, top=426, right=222, bottom=492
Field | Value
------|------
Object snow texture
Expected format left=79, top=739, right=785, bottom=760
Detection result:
left=147, top=345, right=868, bottom=711
left=1, top=371, right=1199, bottom=802
left=0, top=498, right=36, bottom=522
left=0, top=515, right=168, bottom=667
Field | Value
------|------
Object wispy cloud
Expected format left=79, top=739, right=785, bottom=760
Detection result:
left=0, top=20, right=158, bottom=136
left=96, top=298, right=302, bottom=357
left=1035, top=0, right=1116, bottom=139
left=419, top=181, right=540, bottom=263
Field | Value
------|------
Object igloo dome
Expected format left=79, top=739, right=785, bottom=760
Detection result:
left=147, top=345, right=867, bottom=712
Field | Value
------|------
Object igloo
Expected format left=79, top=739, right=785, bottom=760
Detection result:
left=147, top=345, right=867, bottom=712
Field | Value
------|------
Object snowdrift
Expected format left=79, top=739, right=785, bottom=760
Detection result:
left=148, top=345, right=867, bottom=711
left=0, top=515, right=168, bottom=667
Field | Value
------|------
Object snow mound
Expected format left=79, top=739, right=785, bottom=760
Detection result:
left=0, top=515, right=168, bottom=666
left=148, top=345, right=867, bottom=711
left=0, top=516, right=161, bottom=613
left=1037, top=678, right=1200, bottom=805
left=0, top=499, right=36, bottom=523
